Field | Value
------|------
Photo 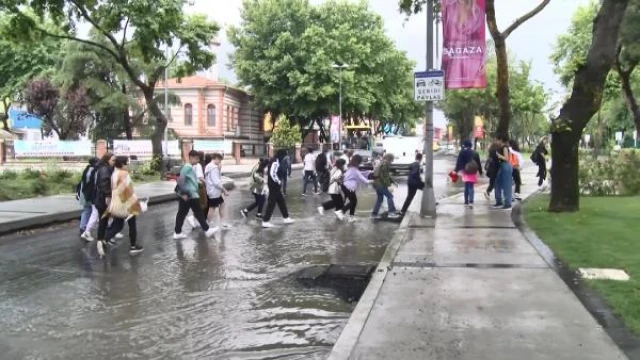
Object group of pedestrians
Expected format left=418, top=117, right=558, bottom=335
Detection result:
left=76, top=153, right=145, bottom=257
left=453, top=136, right=549, bottom=210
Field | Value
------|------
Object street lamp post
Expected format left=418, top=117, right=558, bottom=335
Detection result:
left=332, top=63, right=349, bottom=150
left=420, top=0, right=437, bottom=217
left=164, top=46, right=169, bottom=158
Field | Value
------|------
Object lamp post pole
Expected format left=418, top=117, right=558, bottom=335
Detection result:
left=420, top=0, right=437, bottom=217
left=332, top=63, right=349, bottom=150
left=164, top=46, right=169, bottom=158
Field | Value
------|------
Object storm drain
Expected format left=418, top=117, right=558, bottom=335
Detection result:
left=295, top=264, right=375, bottom=303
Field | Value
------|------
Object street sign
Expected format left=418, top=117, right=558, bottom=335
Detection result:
left=415, top=70, right=445, bottom=102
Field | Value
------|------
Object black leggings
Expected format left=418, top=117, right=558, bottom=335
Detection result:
left=512, top=168, right=522, bottom=194
left=486, top=175, right=496, bottom=194
left=263, top=187, right=289, bottom=222
left=245, top=193, right=266, bottom=214
left=341, top=186, right=358, bottom=216
left=175, top=198, right=209, bottom=234
left=537, top=161, right=547, bottom=186
left=96, top=203, right=109, bottom=241
left=322, top=194, right=344, bottom=211
left=105, top=217, right=137, bottom=246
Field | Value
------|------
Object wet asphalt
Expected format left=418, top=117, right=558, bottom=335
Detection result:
left=0, top=157, right=462, bottom=360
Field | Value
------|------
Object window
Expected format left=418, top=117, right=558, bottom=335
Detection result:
left=226, top=105, right=231, bottom=131
left=184, top=104, right=193, bottom=126
left=207, top=104, right=216, bottom=127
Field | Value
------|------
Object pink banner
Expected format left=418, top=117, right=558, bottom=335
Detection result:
left=441, top=0, right=487, bottom=89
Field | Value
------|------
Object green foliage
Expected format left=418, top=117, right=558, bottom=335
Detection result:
left=271, top=116, right=302, bottom=149
left=578, top=149, right=640, bottom=195
left=0, top=169, right=18, bottom=180
left=229, top=0, right=422, bottom=137
left=22, top=167, right=42, bottom=179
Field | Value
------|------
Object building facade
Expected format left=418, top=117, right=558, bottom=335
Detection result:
left=158, top=76, right=265, bottom=156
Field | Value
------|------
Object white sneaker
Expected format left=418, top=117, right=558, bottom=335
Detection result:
left=97, top=241, right=106, bottom=257
left=221, top=223, right=232, bottom=230
left=317, top=206, right=324, bottom=215
left=205, top=227, right=218, bottom=237
left=262, top=221, right=275, bottom=228
left=283, top=218, right=295, bottom=225
left=115, top=233, right=124, bottom=239
left=334, top=211, right=345, bottom=221
left=81, top=231, right=94, bottom=242
left=187, top=215, right=199, bottom=229
left=173, top=232, right=187, bottom=240
left=348, top=216, right=357, bottom=223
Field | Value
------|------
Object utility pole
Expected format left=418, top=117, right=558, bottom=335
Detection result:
left=332, top=63, right=349, bottom=150
left=420, top=0, right=437, bottom=217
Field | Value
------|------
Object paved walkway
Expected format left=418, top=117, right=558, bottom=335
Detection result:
left=329, top=166, right=627, bottom=360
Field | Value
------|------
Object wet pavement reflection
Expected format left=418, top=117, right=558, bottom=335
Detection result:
left=0, top=157, right=461, bottom=359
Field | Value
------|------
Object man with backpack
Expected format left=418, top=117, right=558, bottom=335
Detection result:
left=316, top=148, right=330, bottom=193
left=455, top=139, right=483, bottom=208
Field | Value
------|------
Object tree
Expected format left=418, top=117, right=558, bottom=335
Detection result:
left=229, top=0, right=421, bottom=139
left=1, top=0, right=220, bottom=168
left=0, top=13, right=62, bottom=131
left=615, top=0, right=640, bottom=133
left=549, top=0, right=630, bottom=212
left=270, top=115, right=302, bottom=149
left=23, top=78, right=91, bottom=139
left=399, top=0, right=551, bottom=138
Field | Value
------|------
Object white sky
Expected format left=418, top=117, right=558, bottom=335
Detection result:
left=192, top=0, right=589, bottom=127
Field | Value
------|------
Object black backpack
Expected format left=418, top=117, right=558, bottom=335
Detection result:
left=530, top=151, right=540, bottom=164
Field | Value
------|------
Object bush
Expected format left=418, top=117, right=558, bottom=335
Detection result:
left=579, top=149, right=640, bottom=196
left=50, top=169, right=74, bottom=182
left=30, top=178, right=49, bottom=196
left=0, top=170, right=18, bottom=180
left=23, top=167, right=42, bottom=179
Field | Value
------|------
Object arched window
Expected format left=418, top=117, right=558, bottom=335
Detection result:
left=184, top=104, right=193, bottom=125
left=207, top=104, right=216, bottom=127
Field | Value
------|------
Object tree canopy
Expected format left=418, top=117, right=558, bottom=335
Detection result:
left=229, top=0, right=422, bottom=138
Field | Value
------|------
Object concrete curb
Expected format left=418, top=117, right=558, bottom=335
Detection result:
left=0, top=180, right=235, bottom=237
left=327, top=212, right=416, bottom=360
left=513, top=194, right=640, bottom=360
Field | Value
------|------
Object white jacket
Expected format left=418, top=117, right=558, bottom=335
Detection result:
left=328, top=167, right=344, bottom=195
left=204, top=162, right=224, bottom=198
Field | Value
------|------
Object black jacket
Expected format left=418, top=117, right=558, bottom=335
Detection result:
left=80, top=164, right=97, bottom=203
left=407, top=162, right=424, bottom=188
left=94, top=161, right=113, bottom=207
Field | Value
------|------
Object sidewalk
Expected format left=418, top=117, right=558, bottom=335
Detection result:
left=0, top=178, right=235, bottom=236
left=329, top=166, right=627, bottom=360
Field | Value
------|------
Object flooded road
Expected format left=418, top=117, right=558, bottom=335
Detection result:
left=0, top=157, right=466, bottom=359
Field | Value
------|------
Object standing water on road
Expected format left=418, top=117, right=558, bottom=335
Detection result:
left=0, top=158, right=461, bottom=359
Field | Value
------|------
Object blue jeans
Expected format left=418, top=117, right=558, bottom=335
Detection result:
left=464, top=182, right=475, bottom=204
left=79, top=204, right=92, bottom=231
left=372, top=185, right=397, bottom=215
left=495, top=162, right=513, bottom=207
left=302, top=171, right=317, bottom=194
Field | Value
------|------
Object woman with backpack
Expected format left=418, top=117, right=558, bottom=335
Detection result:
left=532, top=137, right=549, bottom=187
left=455, top=139, right=483, bottom=208
left=371, top=153, right=400, bottom=219
left=493, top=135, right=514, bottom=210
left=241, top=158, right=269, bottom=219
left=317, top=158, right=347, bottom=220
left=77, top=157, right=98, bottom=241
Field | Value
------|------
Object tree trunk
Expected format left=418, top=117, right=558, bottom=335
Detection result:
left=494, top=36, right=512, bottom=138
left=1, top=114, right=8, bottom=132
left=618, top=65, right=640, bottom=134
left=123, top=108, right=133, bottom=140
left=143, top=87, right=167, bottom=170
left=549, top=0, right=629, bottom=212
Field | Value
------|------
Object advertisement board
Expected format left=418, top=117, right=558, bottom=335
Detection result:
left=13, top=140, right=93, bottom=157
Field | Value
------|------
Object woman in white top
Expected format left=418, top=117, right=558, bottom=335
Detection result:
left=317, top=158, right=347, bottom=220
left=187, top=151, right=208, bottom=228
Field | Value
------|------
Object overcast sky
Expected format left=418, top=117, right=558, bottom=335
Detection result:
left=188, top=0, right=588, bottom=126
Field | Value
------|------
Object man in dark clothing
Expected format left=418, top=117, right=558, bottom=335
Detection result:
left=78, top=158, right=98, bottom=238
left=280, top=153, right=292, bottom=196
left=94, top=153, right=115, bottom=247
left=533, top=138, right=549, bottom=187
left=400, top=153, right=425, bottom=214
left=484, top=141, right=499, bottom=200
left=262, top=150, right=296, bottom=228
left=316, top=149, right=330, bottom=193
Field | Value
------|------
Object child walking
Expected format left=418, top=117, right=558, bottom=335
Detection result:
left=455, top=140, right=483, bottom=208
left=205, top=153, right=230, bottom=229
left=340, top=155, right=372, bottom=222
left=318, top=158, right=347, bottom=220
left=241, top=158, right=269, bottom=219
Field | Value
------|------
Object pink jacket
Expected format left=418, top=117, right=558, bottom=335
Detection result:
left=461, top=171, right=478, bottom=184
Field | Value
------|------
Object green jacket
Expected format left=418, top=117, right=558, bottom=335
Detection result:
left=179, top=164, right=200, bottom=199
left=373, top=162, right=392, bottom=187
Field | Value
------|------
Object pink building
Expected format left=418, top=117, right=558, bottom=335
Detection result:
left=158, top=75, right=265, bottom=156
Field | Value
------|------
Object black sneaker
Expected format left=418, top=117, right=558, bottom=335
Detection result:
left=129, top=245, right=144, bottom=255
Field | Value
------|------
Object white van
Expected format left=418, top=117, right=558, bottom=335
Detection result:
left=381, top=136, right=425, bottom=173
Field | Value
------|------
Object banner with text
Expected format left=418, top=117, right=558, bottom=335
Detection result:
left=193, top=140, right=233, bottom=155
left=14, top=140, right=93, bottom=157
left=113, top=140, right=180, bottom=157
left=441, top=0, right=487, bottom=89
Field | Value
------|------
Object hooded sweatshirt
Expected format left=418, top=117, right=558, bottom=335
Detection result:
left=205, top=162, right=224, bottom=198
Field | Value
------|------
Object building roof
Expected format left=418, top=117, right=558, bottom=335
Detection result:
left=159, top=75, right=251, bottom=97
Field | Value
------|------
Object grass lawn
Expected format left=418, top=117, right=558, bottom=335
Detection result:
left=524, top=194, right=640, bottom=334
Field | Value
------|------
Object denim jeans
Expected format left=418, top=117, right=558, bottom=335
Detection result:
left=495, top=162, right=513, bottom=207
left=302, top=171, right=317, bottom=194
left=372, top=185, right=397, bottom=215
left=79, top=204, right=92, bottom=231
left=464, top=182, right=475, bottom=204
